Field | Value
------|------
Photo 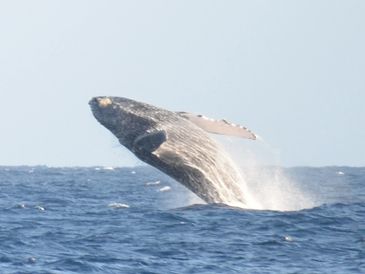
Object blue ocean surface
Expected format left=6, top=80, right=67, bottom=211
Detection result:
left=0, top=166, right=364, bottom=274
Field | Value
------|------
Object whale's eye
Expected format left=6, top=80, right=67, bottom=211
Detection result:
left=98, top=98, right=112, bottom=108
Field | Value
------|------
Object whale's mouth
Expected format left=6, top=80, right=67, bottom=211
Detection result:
left=89, top=97, right=117, bottom=130
left=89, top=97, right=116, bottom=123
left=89, top=96, right=152, bottom=150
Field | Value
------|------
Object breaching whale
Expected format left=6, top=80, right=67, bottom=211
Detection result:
left=89, top=96, right=257, bottom=206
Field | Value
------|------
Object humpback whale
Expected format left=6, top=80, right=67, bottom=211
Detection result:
left=89, top=96, right=256, bottom=206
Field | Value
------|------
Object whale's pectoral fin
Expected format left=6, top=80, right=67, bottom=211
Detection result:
left=177, top=112, right=256, bottom=140
left=133, top=130, right=167, bottom=153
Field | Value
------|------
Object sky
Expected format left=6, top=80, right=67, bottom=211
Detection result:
left=0, top=1, right=364, bottom=167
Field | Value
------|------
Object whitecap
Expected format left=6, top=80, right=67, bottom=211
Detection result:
left=27, top=257, right=36, bottom=264
left=108, top=202, right=130, bottom=209
left=35, top=205, right=45, bottom=211
left=145, top=180, right=161, bottom=186
left=103, top=167, right=114, bottom=171
left=336, top=171, right=345, bottom=175
left=159, top=186, right=171, bottom=192
left=284, top=235, right=293, bottom=242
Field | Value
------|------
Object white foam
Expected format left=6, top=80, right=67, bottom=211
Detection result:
left=103, top=166, right=114, bottom=171
left=27, top=257, right=36, bottom=264
left=108, top=202, right=130, bottom=209
left=284, top=235, right=294, bottom=242
left=145, top=180, right=161, bottom=186
left=35, top=205, right=45, bottom=211
left=159, top=186, right=171, bottom=192
left=336, top=171, right=345, bottom=175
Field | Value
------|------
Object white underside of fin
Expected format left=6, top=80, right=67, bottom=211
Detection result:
left=178, top=112, right=256, bottom=140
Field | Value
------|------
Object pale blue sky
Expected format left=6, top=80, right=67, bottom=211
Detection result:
left=0, top=1, right=364, bottom=167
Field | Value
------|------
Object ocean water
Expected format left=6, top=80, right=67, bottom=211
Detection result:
left=0, top=166, right=364, bottom=274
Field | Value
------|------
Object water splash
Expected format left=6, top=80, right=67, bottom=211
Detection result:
left=163, top=133, right=317, bottom=211
left=242, top=165, right=316, bottom=211
left=213, top=135, right=317, bottom=211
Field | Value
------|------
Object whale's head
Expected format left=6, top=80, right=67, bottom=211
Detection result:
left=89, top=96, right=159, bottom=150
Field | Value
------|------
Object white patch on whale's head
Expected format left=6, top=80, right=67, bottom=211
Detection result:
left=97, top=97, right=112, bottom=108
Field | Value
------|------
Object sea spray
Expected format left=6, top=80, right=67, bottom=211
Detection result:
left=213, top=135, right=317, bottom=211
left=214, top=143, right=263, bottom=210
